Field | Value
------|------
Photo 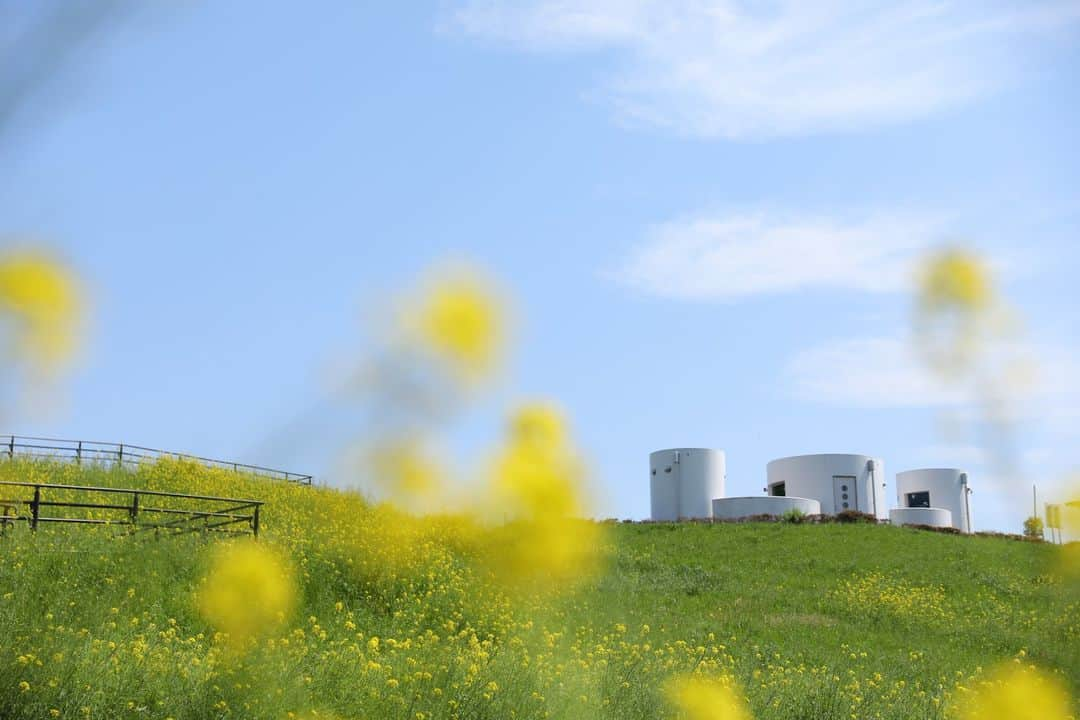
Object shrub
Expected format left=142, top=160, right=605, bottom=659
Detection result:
left=1023, top=515, right=1044, bottom=539
left=781, top=508, right=807, bottom=524
left=834, top=510, right=877, bottom=524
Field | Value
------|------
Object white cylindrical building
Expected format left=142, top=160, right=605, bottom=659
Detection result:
left=765, top=454, right=886, bottom=519
left=649, top=448, right=725, bottom=521
left=895, top=469, right=972, bottom=533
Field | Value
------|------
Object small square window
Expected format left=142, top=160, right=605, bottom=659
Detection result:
left=906, top=491, right=931, bottom=508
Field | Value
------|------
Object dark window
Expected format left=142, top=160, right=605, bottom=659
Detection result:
left=770, top=482, right=786, bottom=497
left=906, top=491, right=931, bottom=508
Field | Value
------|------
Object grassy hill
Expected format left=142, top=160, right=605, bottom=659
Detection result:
left=0, top=458, right=1076, bottom=719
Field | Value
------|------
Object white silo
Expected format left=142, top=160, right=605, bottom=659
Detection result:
left=895, top=469, right=972, bottom=533
left=649, top=448, right=725, bottom=520
left=765, top=453, right=887, bottom=519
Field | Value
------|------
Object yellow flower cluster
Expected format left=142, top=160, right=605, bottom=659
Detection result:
left=665, top=674, right=752, bottom=720
left=830, top=572, right=952, bottom=626
left=917, top=248, right=993, bottom=313
left=482, top=403, right=605, bottom=590
left=404, top=265, right=506, bottom=381
left=954, top=661, right=1073, bottom=720
left=197, top=540, right=297, bottom=649
left=0, top=249, right=81, bottom=372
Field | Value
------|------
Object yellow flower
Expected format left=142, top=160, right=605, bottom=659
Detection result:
left=917, top=248, right=992, bottom=313
left=0, top=249, right=81, bottom=370
left=509, top=402, right=567, bottom=451
left=954, top=663, right=1072, bottom=720
left=407, top=266, right=505, bottom=380
left=665, top=675, right=753, bottom=720
left=366, top=439, right=445, bottom=508
left=492, top=403, right=586, bottom=520
left=482, top=403, right=604, bottom=589
left=197, top=540, right=297, bottom=649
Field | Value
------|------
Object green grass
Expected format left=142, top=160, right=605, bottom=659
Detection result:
left=0, top=459, right=1076, bottom=719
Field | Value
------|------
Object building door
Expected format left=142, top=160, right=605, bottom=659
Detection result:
left=833, top=475, right=857, bottom=513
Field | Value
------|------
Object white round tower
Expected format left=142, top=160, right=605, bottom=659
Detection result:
left=765, top=453, right=886, bottom=519
left=649, top=448, right=725, bottom=521
left=895, top=468, right=972, bottom=533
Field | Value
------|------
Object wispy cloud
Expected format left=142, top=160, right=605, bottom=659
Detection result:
left=610, top=211, right=944, bottom=300
left=786, top=336, right=969, bottom=408
left=450, top=1, right=1080, bottom=138
left=785, top=334, right=1080, bottom=436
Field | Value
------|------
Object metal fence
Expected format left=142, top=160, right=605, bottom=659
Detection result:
left=2, top=435, right=312, bottom=485
left=0, top=480, right=262, bottom=537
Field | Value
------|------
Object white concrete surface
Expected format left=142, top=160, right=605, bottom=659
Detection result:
left=890, top=506, right=954, bottom=529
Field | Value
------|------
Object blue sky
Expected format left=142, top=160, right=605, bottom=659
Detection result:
left=3, top=1, right=1079, bottom=532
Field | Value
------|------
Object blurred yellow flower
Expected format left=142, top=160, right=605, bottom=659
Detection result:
left=367, top=439, right=445, bottom=508
left=917, top=248, right=993, bottom=313
left=1058, top=481, right=1080, bottom=580
left=0, top=249, right=81, bottom=370
left=483, top=403, right=604, bottom=589
left=509, top=402, right=567, bottom=451
left=665, top=675, right=753, bottom=720
left=492, top=403, right=585, bottom=520
left=197, top=540, right=297, bottom=649
left=954, top=663, right=1072, bottom=720
left=408, top=266, right=504, bottom=380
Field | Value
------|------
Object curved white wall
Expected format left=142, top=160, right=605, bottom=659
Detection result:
left=766, top=454, right=886, bottom=519
left=711, top=496, right=820, bottom=521
left=649, top=448, right=725, bottom=520
left=890, top=507, right=954, bottom=529
left=895, top=468, right=972, bottom=533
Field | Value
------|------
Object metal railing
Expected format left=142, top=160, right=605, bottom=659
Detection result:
left=2, top=435, right=312, bottom=485
left=0, top=481, right=262, bottom=537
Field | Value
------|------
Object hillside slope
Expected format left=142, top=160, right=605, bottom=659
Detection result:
left=0, top=459, right=1076, bottom=719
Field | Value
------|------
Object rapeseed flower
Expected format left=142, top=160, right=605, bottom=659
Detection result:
left=483, top=403, right=604, bottom=589
left=666, top=675, right=752, bottom=720
left=0, top=249, right=81, bottom=371
left=917, top=248, right=992, bottom=313
left=366, top=438, right=445, bottom=510
left=953, top=663, right=1072, bottom=720
left=197, top=540, right=297, bottom=649
left=405, top=265, right=505, bottom=381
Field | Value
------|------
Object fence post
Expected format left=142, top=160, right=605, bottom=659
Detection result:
left=76, top=441, right=82, bottom=465
left=252, top=505, right=260, bottom=538
left=30, top=486, right=40, bottom=531
left=130, top=492, right=139, bottom=526
left=7, top=436, right=13, bottom=459
left=117, top=443, right=124, bottom=467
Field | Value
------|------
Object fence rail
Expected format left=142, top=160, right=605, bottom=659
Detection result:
left=2, top=435, right=312, bottom=485
left=0, top=481, right=262, bottom=537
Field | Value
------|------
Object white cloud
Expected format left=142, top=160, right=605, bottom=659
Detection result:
left=610, top=212, right=943, bottom=300
left=450, top=0, right=1080, bottom=138
left=785, top=334, right=1080, bottom=437
left=786, top=336, right=969, bottom=408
